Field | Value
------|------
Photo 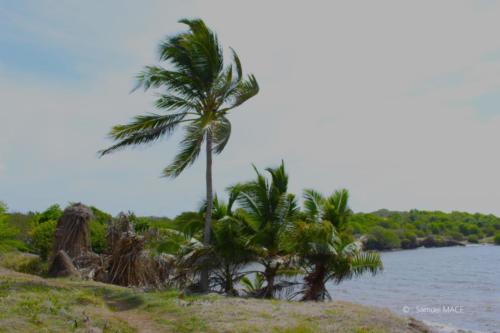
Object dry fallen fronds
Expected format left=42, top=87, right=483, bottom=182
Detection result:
left=52, top=203, right=93, bottom=259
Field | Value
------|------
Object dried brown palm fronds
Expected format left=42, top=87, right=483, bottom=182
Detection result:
left=73, top=252, right=109, bottom=282
left=51, top=203, right=93, bottom=259
left=155, top=253, right=176, bottom=283
left=48, top=250, right=80, bottom=277
left=107, top=230, right=169, bottom=288
left=106, top=212, right=134, bottom=253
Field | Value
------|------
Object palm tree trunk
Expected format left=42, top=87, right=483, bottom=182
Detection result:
left=201, top=131, right=213, bottom=292
left=302, top=264, right=327, bottom=301
left=263, top=264, right=278, bottom=298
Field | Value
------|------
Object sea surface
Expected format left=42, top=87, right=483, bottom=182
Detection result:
left=328, top=245, right=500, bottom=333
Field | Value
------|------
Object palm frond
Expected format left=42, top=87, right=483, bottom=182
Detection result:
left=350, top=251, right=383, bottom=276
left=134, top=66, right=204, bottom=100
left=230, top=47, right=243, bottom=82
left=222, top=75, right=259, bottom=111
left=212, top=116, right=231, bottom=154
left=99, top=113, right=187, bottom=156
left=154, top=94, right=200, bottom=112
left=163, top=121, right=206, bottom=178
left=303, top=189, right=325, bottom=222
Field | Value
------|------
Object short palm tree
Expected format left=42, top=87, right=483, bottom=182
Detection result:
left=288, top=189, right=382, bottom=301
left=176, top=190, right=255, bottom=295
left=233, top=162, right=298, bottom=298
left=99, top=18, right=259, bottom=291
left=303, top=189, right=352, bottom=231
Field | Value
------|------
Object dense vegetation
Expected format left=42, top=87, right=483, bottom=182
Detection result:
left=0, top=162, right=383, bottom=301
left=3, top=200, right=498, bottom=264
left=2, top=164, right=499, bottom=304
left=350, top=209, right=500, bottom=250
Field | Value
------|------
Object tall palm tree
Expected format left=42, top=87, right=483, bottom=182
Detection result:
left=99, top=18, right=259, bottom=291
left=233, top=162, right=298, bottom=298
left=288, top=190, right=383, bottom=301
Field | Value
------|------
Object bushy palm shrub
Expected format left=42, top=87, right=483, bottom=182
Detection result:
left=232, top=162, right=298, bottom=298
left=286, top=190, right=382, bottom=301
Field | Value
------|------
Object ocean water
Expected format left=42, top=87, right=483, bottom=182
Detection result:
left=328, top=245, right=500, bottom=332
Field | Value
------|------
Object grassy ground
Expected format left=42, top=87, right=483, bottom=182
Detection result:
left=0, top=265, right=432, bottom=333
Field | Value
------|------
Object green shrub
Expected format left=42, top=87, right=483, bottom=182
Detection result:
left=90, top=221, right=107, bottom=253
left=467, top=234, right=479, bottom=243
left=365, top=227, right=401, bottom=250
left=448, top=231, right=464, bottom=241
left=4, top=212, right=35, bottom=244
left=400, top=231, right=418, bottom=249
left=0, top=252, right=47, bottom=275
left=91, top=206, right=112, bottom=224
left=0, top=202, right=27, bottom=252
left=133, top=218, right=151, bottom=233
left=37, top=204, right=62, bottom=224
left=494, top=233, right=500, bottom=245
left=29, top=220, right=56, bottom=260
left=459, top=223, right=480, bottom=236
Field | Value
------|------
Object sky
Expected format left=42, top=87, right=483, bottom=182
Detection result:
left=2, top=0, right=500, bottom=217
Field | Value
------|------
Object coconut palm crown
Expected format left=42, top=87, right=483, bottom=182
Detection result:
left=289, top=189, right=383, bottom=301
left=99, top=18, right=259, bottom=291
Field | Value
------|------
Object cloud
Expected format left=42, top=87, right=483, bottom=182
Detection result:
left=3, top=0, right=500, bottom=216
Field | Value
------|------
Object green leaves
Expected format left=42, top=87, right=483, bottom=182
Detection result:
left=230, top=75, right=260, bottom=108
left=303, top=189, right=324, bottom=222
left=99, top=113, right=188, bottom=156
left=100, top=17, right=258, bottom=179
left=162, top=121, right=206, bottom=178
left=235, top=162, right=296, bottom=254
left=286, top=189, right=383, bottom=300
left=302, top=188, right=353, bottom=230
left=155, top=94, right=200, bottom=112
left=212, top=116, right=231, bottom=154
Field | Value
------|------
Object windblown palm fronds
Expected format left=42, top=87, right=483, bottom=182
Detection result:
left=175, top=192, right=256, bottom=295
left=232, top=162, right=298, bottom=298
left=287, top=190, right=383, bottom=301
left=99, top=18, right=258, bottom=291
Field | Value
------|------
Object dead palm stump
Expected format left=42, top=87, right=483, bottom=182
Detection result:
left=48, top=250, right=80, bottom=277
left=48, top=203, right=93, bottom=276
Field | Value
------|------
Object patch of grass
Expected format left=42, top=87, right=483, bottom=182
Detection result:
left=353, top=328, right=388, bottom=333
left=0, top=252, right=47, bottom=276
left=0, top=270, right=135, bottom=332
left=0, top=267, right=430, bottom=333
left=273, top=324, right=320, bottom=333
